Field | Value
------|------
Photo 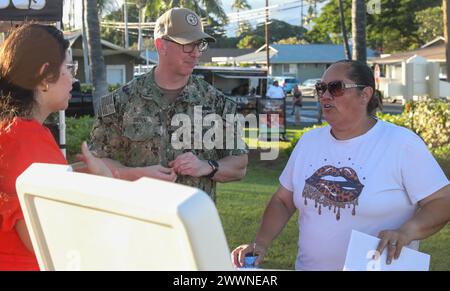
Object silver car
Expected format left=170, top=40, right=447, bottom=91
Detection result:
left=298, top=78, right=322, bottom=97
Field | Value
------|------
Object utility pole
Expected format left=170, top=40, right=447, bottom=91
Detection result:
left=300, top=0, right=304, bottom=27
left=338, top=0, right=352, bottom=60
left=124, top=0, right=129, bottom=48
left=444, top=0, right=450, bottom=81
left=265, top=0, right=270, bottom=74
left=138, top=5, right=143, bottom=52
left=73, top=0, right=76, bottom=29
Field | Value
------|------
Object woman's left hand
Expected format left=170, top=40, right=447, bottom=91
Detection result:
left=74, top=141, right=113, bottom=178
left=376, top=228, right=414, bottom=265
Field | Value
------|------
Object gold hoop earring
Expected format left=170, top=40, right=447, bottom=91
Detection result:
left=43, top=84, right=49, bottom=92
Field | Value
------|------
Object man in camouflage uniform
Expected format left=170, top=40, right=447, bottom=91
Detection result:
left=90, top=8, right=248, bottom=202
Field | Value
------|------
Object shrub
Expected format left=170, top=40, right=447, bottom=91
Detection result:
left=65, top=116, right=94, bottom=162
left=80, top=83, right=122, bottom=94
left=431, top=145, right=450, bottom=179
left=410, top=100, right=450, bottom=148
left=378, top=99, right=450, bottom=148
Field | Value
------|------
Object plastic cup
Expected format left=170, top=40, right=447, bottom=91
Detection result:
left=243, top=253, right=259, bottom=268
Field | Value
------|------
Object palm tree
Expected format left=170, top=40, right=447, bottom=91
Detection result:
left=231, top=0, right=251, bottom=36
left=83, top=0, right=108, bottom=116
left=145, top=0, right=227, bottom=22
left=444, top=0, right=450, bottom=81
left=300, top=0, right=305, bottom=27
left=352, top=0, right=366, bottom=63
left=338, top=0, right=351, bottom=60
left=132, top=0, right=148, bottom=52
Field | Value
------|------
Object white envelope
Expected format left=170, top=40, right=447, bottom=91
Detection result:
left=344, top=230, right=430, bottom=271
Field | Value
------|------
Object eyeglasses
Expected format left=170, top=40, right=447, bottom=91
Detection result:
left=163, top=38, right=209, bottom=53
left=315, top=80, right=367, bottom=98
left=66, top=60, right=78, bottom=77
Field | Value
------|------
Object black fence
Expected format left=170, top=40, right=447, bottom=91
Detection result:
left=67, top=90, right=94, bottom=117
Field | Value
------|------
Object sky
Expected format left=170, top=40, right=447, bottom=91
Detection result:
left=63, top=0, right=327, bottom=37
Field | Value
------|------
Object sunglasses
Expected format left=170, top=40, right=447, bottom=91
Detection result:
left=163, top=38, right=209, bottom=53
left=315, top=80, right=367, bottom=98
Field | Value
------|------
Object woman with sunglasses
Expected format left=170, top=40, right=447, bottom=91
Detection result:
left=0, top=23, right=111, bottom=271
left=231, top=60, right=450, bottom=270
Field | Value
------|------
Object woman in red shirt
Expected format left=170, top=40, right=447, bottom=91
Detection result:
left=0, top=23, right=111, bottom=271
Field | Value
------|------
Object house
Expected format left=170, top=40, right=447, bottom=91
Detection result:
left=233, top=44, right=379, bottom=82
left=369, top=37, right=450, bottom=102
left=371, top=37, right=447, bottom=80
left=66, top=31, right=145, bottom=85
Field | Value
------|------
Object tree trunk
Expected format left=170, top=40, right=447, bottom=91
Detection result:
left=352, top=0, right=367, bottom=63
left=338, top=0, right=351, bottom=60
left=84, top=0, right=108, bottom=116
left=81, top=2, right=90, bottom=85
left=265, top=0, right=270, bottom=74
left=124, top=0, right=129, bottom=48
left=444, top=0, right=450, bottom=81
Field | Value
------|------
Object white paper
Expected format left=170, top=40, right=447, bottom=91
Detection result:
left=343, top=230, right=430, bottom=271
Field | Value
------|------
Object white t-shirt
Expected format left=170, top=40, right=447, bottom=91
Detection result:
left=279, top=120, right=449, bottom=271
left=266, top=85, right=285, bottom=99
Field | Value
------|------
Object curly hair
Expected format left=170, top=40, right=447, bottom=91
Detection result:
left=0, top=23, right=69, bottom=122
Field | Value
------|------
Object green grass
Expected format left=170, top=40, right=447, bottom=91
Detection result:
left=217, top=149, right=299, bottom=270
left=217, top=131, right=450, bottom=271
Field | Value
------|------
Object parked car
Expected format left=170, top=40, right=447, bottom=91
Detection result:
left=269, top=76, right=300, bottom=95
left=298, top=78, right=322, bottom=97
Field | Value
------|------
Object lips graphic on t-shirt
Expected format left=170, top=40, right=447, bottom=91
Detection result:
left=302, top=165, right=364, bottom=221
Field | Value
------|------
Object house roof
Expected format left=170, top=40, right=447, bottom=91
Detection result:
left=140, top=50, right=158, bottom=64
left=421, top=37, right=445, bottom=49
left=371, top=43, right=445, bottom=64
left=199, top=48, right=254, bottom=63
left=234, top=44, right=378, bottom=64
left=65, top=30, right=144, bottom=60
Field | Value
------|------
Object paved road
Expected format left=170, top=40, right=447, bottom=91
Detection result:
left=285, top=96, right=403, bottom=125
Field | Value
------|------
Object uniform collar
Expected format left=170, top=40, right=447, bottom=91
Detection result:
left=141, top=67, right=201, bottom=107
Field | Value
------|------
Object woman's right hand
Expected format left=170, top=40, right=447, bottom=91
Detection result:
left=74, top=141, right=113, bottom=177
left=231, top=243, right=267, bottom=269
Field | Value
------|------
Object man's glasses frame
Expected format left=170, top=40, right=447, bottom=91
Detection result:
left=163, top=38, right=209, bottom=53
left=315, top=80, right=367, bottom=98
left=66, top=60, right=78, bottom=77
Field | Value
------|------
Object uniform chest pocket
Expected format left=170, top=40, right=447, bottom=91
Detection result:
left=122, top=117, right=161, bottom=142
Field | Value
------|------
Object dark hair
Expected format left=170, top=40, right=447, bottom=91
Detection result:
left=335, top=59, right=383, bottom=115
left=0, top=23, right=70, bottom=122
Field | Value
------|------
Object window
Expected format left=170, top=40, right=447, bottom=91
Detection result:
left=283, top=64, right=297, bottom=74
left=106, top=65, right=126, bottom=85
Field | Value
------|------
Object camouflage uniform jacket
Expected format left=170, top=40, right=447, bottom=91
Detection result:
left=90, top=68, right=248, bottom=201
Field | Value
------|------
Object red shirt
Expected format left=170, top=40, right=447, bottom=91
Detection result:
left=0, top=118, right=67, bottom=270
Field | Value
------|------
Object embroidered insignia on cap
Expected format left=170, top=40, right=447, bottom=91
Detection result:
left=100, top=94, right=116, bottom=117
left=186, top=13, right=198, bottom=26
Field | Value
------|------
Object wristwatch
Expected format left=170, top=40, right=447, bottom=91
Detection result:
left=207, top=159, right=219, bottom=178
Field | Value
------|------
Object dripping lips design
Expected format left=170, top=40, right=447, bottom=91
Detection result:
left=305, top=165, right=363, bottom=203
left=302, top=165, right=364, bottom=220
